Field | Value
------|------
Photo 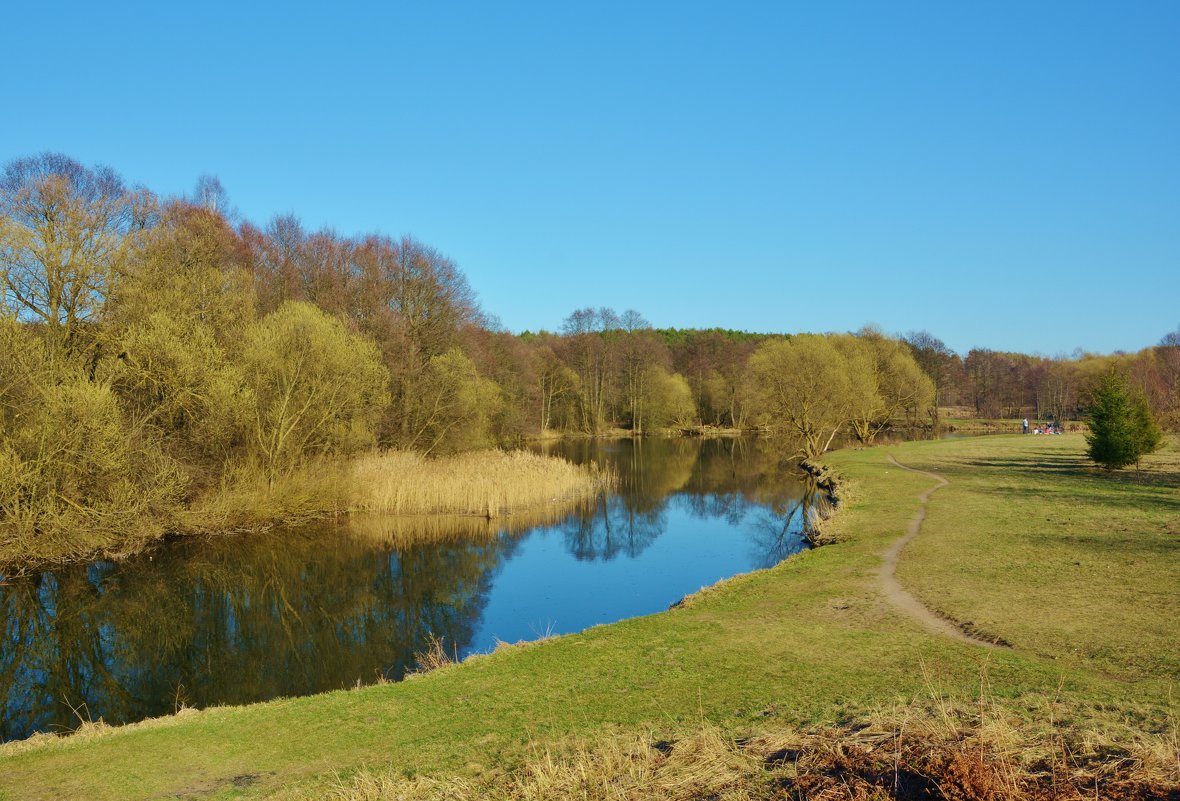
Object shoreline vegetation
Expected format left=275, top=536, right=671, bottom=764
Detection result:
left=2, top=434, right=1176, bottom=800
left=0, top=413, right=973, bottom=574
left=0, top=414, right=955, bottom=574
left=3, top=153, right=1173, bottom=580
left=191, top=449, right=612, bottom=525
left=0, top=449, right=612, bottom=573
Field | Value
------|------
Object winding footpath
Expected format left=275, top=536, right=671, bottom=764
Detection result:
left=881, top=455, right=1000, bottom=649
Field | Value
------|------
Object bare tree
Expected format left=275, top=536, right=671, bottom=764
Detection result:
left=561, top=307, right=618, bottom=433
left=0, top=153, right=153, bottom=366
left=191, top=174, right=237, bottom=220
left=903, top=330, right=961, bottom=416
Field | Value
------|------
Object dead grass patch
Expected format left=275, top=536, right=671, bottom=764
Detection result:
left=319, top=701, right=1180, bottom=801
left=349, top=450, right=612, bottom=518
left=186, top=448, right=612, bottom=534
left=409, top=632, right=457, bottom=676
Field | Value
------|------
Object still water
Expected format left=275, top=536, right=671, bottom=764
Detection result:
left=0, top=438, right=826, bottom=741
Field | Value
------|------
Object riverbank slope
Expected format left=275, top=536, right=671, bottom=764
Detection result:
left=1, top=434, right=1176, bottom=799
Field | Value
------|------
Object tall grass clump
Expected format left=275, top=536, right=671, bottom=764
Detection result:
left=348, top=449, right=612, bottom=518
left=184, top=448, right=611, bottom=537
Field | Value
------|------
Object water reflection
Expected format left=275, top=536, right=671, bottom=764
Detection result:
left=1, top=437, right=821, bottom=741
left=0, top=530, right=509, bottom=740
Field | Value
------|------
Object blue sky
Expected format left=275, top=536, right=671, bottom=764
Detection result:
left=4, top=1, right=1178, bottom=355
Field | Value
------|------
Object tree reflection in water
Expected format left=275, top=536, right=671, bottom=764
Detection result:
left=550, top=437, right=821, bottom=568
left=2, top=437, right=822, bottom=741
left=0, top=527, right=511, bottom=741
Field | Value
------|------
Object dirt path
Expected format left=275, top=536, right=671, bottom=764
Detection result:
left=881, top=455, right=1000, bottom=648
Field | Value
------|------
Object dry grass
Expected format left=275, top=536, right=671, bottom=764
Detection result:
left=348, top=449, right=610, bottom=518
left=409, top=632, right=456, bottom=676
left=318, top=698, right=1180, bottom=801
left=0, top=707, right=204, bottom=758
left=321, top=726, right=759, bottom=801
left=186, top=449, right=612, bottom=533
left=311, top=666, right=1180, bottom=801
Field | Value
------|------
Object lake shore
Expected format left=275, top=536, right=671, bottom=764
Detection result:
left=2, top=434, right=1176, bottom=799
left=0, top=449, right=610, bottom=574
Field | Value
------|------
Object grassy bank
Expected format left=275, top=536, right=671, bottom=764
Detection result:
left=1, top=449, right=610, bottom=571
left=1, top=434, right=1176, bottom=800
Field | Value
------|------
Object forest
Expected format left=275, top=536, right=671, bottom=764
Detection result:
left=2, top=153, right=1178, bottom=564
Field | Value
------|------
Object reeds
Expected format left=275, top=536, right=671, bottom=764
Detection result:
left=347, top=449, right=611, bottom=518
left=185, top=449, right=612, bottom=536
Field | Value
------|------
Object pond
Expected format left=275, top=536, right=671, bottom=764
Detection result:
left=0, top=437, right=827, bottom=741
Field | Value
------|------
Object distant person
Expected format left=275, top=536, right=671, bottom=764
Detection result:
left=1023, top=418, right=1029, bottom=434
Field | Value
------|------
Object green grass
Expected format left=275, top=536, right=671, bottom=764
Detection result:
left=1, top=434, right=1176, bottom=800
left=894, top=434, right=1180, bottom=681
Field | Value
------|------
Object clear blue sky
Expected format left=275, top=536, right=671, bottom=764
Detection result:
left=4, top=1, right=1178, bottom=355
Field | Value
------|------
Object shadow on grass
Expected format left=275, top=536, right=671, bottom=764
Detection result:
left=963, top=457, right=1180, bottom=490
left=1015, top=521, right=1180, bottom=554
left=966, top=475, right=1180, bottom=515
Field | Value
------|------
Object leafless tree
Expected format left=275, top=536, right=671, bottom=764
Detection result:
left=0, top=153, right=153, bottom=365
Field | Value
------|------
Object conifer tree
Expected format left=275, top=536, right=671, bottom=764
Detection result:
left=1086, top=371, right=1161, bottom=470
left=1131, top=392, right=1163, bottom=467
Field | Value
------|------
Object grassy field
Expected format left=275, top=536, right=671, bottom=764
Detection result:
left=1, top=434, right=1176, bottom=799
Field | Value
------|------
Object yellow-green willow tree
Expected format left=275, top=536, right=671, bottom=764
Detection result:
left=748, top=335, right=857, bottom=459
left=405, top=348, right=503, bottom=455
left=242, top=301, right=389, bottom=484
left=834, top=333, right=935, bottom=443
left=644, top=366, right=697, bottom=430
left=106, top=202, right=257, bottom=470
left=0, top=319, right=187, bottom=562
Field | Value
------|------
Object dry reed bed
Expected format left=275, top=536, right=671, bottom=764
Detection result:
left=348, top=450, right=611, bottom=518
left=319, top=705, right=1180, bottom=801
left=188, top=449, right=612, bottom=533
left=2, top=449, right=607, bottom=574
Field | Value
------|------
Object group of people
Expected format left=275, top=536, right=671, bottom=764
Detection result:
left=1022, top=418, right=1061, bottom=435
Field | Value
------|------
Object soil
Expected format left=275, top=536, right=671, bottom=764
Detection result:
left=880, top=455, right=1000, bottom=649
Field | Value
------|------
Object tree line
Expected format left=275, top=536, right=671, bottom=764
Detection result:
left=1, top=153, right=1176, bottom=559
left=902, top=330, right=1180, bottom=429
